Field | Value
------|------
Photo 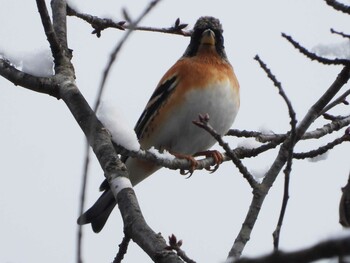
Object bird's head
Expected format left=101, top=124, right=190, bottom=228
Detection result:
left=183, top=16, right=227, bottom=59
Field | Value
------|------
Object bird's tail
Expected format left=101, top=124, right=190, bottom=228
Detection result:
left=77, top=189, right=116, bottom=233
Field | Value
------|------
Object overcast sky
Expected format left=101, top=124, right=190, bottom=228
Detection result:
left=1, top=0, right=350, bottom=262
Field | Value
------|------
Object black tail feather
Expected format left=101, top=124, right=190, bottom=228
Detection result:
left=77, top=190, right=117, bottom=233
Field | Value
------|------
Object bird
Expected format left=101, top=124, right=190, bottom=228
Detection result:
left=78, top=16, right=240, bottom=233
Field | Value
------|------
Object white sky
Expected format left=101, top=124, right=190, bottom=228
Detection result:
left=0, top=0, right=349, bottom=262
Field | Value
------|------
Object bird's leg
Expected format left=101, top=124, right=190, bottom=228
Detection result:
left=172, top=152, right=198, bottom=177
left=193, top=150, right=224, bottom=173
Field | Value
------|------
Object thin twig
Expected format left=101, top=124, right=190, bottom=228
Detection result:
left=123, top=23, right=191, bottom=36
left=192, top=116, right=258, bottom=189
left=254, top=55, right=297, bottom=250
left=282, top=33, right=350, bottom=65
left=293, top=132, right=350, bottom=159
left=235, top=140, right=282, bottom=159
left=320, top=89, right=350, bottom=115
left=228, top=115, right=350, bottom=142
left=113, top=234, right=131, bottom=263
left=94, top=0, right=162, bottom=111
left=331, top=28, right=350, bottom=39
left=77, top=143, right=90, bottom=263
left=78, top=1, right=162, bottom=262
left=66, top=4, right=191, bottom=37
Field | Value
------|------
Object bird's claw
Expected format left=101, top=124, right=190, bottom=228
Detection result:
left=194, top=150, right=224, bottom=173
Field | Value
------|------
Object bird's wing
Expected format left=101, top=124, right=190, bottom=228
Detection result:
left=134, top=75, right=178, bottom=139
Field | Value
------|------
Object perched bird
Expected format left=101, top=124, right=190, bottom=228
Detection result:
left=78, top=16, right=240, bottom=232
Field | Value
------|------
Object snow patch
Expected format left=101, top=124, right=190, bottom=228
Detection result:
left=97, top=100, right=140, bottom=152
left=148, top=147, right=175, bottom=161
left=0, top=48, right=54, bottom=77
left=312, top=40, right=350, bottom=60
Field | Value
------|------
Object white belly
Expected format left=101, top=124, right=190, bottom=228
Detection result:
left=152, top=80, right=239, bottom=154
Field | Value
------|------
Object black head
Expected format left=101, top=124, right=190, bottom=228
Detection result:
left=183, top=16, right=227, bottom=59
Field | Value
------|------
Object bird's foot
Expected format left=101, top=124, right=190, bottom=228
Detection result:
left=172, top=152, right=198, bottom=177
left=193, top=150, right=223, bottom=173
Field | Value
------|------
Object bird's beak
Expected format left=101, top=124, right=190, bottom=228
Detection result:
left=200, top=29, right=216, bottom=46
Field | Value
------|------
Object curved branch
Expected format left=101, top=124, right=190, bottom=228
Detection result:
left=0, top=59, right=59, bottom=98
left=293, top=133, right=350, bottom=159
left=254, top=55, right=298, bottom=250
left=282, top=33, right=350, bottom=65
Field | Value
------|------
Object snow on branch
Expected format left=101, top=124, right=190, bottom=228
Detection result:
left=282, top=33, right=350, bottom=65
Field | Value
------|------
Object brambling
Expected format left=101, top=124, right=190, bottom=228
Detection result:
left=78, top=16, right=240, bottom=232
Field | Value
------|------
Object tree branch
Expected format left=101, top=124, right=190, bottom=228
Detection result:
left=254, top=55, right=298, bottom=250
left=35, top=0, right=62, bottom=66
left=192, top=115, right=258, bottom=189
left=66, top=4, right=191, bottom=37
left=331, top=28, right=350, bottom=39
left=339, top=173, right=350, bottom=227
left=0, top=59, right=59, bottom=97
left=320, top=89, right=350, bottom=115
left=282, top=33, right=350, bottom=65
left=94, top=0, right=162, bottom=111
left=325, top=0, right=350, bottom=14
left=113, top=234, right=131, bottom=263
left=228, top=66, right=350, bottom=259
left=232, top=235, right=350, bottom=263
left=293, top=131, right=350, bottom=159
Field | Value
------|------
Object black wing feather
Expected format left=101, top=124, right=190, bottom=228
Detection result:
left=134, top=76, right=178, bottom=139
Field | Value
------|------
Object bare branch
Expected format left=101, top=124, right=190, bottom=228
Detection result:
left=236, top=141, right=282, bottom=159
left=282, top=33, right=350, bottom=65
left=77, top=143, right=90, bottom=263
left=295, top=66, right=350, bottom=140
left=331, top=28, right=350, bottom=39
left=254, top=55, right=297, bottom=250
left=339, top=173, right=350, bottom=228
left=228, top=114, right=350, bottom=142
left=113, top=235, right=131, bottom=263
left=325, top=0, right=350, bottom=14
left=228, top=66, right=350, bottom=259
left=304, top=115, right=350, bottom=139
left=117, top=188, right=183, bottom=263
left=320, top=89, right=350, bottom=115
left=66, top=4, right=191, bottom=37
left=293, top=131, right=350, bottom=159
left=94, top=0, right=162, bottom=111
left=35, top=0, right=63, bottom=65
left=192, top=116, right=258, bottom=189
left=232, top=235, right=350, bottom=263
left=51, top=0, right=69, bottom=52
left=66, top=4, right=126, bottom=38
